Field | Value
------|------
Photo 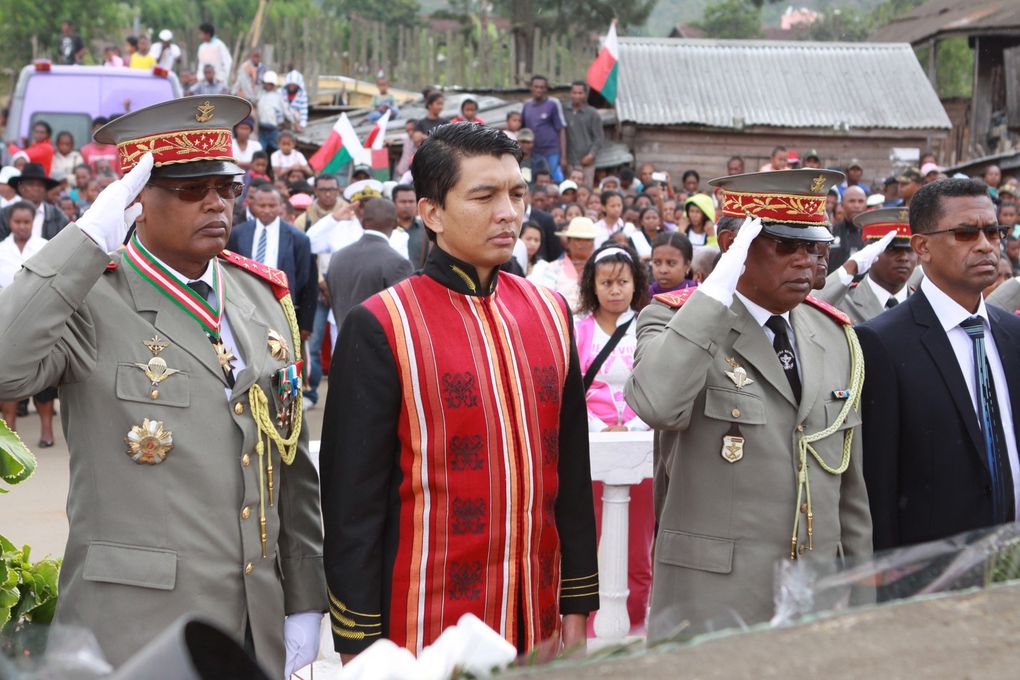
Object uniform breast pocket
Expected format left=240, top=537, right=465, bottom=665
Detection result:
left=824, top=398, right=862, bottom=431
left=703, top=386, right=766, bottom=425
left=116, top=363, right=190, bottom=408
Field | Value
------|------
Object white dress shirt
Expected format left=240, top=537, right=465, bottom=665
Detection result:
left=921, top=276, right=1020, bottom=517
left=32, top=202, right=45, bottom=239
left=0, top=234, right=46, bottom=287
left=141, top=240, right=247, bottom=400
left=735, top=291, right=802, bottom=382
left=865, top=274, right=908, bottom=308
left=251, top=216, right=281, bottom=269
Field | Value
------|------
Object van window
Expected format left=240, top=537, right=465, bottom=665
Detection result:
left=30, top=112, right=92, bottom=151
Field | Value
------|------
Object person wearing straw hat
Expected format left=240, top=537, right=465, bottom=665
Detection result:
left=528, top=215, right=596, bottom=311
left=626, top=169, right=872, bottom=640
left=0, top=95, right=326, bottom=676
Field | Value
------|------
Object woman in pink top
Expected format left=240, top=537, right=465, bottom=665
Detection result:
left=574, top=244, right=654, bottom=633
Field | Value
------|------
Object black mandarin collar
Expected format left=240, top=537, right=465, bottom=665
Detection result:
left=424, top=245, right=499, bottom=297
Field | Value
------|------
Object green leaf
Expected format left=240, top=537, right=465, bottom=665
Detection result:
left=0, top=420, right=36, bottom=489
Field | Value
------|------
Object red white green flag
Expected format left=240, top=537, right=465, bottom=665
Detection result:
left=587, top=20, right=619, bottom=105
left=361, top=109, right=392, bottom=180
left=308, top=113, right=363, bottom=174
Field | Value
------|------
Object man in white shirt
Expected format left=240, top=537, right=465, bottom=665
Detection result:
left=256, top=71, right=287, bottom=155
left=195, top=23, right=232, bottom=84
left=858, top=178, right=1020, bottom=551
left=151, top=30, right=181, bottom=72
left=307, top=179, right=408, bottom=269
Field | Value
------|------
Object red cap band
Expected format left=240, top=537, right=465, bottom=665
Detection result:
left=118, top=128, right=234, bottom=171
left=721, top=190, right=829, bottom=226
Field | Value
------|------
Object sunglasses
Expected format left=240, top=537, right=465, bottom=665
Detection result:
left=148, top=181, right=244, bottom=202
left=761, top=234, right=831, bottom=257
left=924, top=224, right=1008, bottom=242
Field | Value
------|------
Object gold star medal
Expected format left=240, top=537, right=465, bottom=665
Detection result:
left=125, top=418, right=174, bottom=464
left=267, top=329, right=289, bottom=362
left=212, top=338, right=236, bottom=373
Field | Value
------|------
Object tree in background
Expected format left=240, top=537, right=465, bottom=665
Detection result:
left=696, top=0, right=763, bottom=40
left=803, top=6, right=870, bottom=42
left=0, top=1, right=130, bottom=67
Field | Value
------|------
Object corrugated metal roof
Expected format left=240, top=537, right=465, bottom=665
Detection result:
left=871, top=0, right=1020, bottom=44
left=616, top=38, right=951, bottom=130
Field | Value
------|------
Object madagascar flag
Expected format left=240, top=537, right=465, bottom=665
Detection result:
left=308, top=113, right=363, bottom=175
left=364, top=109, right=392, bottom=181
left=587, top=20, right=619, bottom=105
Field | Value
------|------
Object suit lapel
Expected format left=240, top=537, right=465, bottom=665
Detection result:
left=913, top=291, right=986, bottom=458
left=790, top=306, right=825, bottom=424
left=223, top=271, right=270, bottom=398
left=233, top=221, right=254, bottom=258
left=123, top=261, right=227, bottom=385
left=730, top=299, right=798, bottom=407
left=277, top=224, right=292, bottom=280
left=988, top=306, right=1020, bottom=447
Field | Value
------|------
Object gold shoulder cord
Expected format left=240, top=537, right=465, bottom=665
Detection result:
left=790, top=324, right=865, bottom=559
left=247, top=293, right=304, bottom=557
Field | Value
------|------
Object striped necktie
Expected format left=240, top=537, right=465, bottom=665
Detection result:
left=255, top=225, right=268, bottom=264
left=960, top=316, right=1014, bottom=523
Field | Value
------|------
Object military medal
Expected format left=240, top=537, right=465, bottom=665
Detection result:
left=212, top=338, right=236, bottom=374
left=133, top=356, right=182, bottom=400
left=143, top=335, right=170, bottom=356
left=724, top=357, right=754, bottom=390
left=267, top=329, right=289, bottom=362
left=125, top=418, right=173, bottom=464
left=721, top=434, right=744, bottom=463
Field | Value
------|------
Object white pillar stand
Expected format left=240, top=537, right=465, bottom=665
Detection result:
left=588, top=431, right=654, bottom=645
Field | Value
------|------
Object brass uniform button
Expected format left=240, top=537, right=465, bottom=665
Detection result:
left=149, top=389, right=159, bottom=400
left=800, top=503, right=808, bottom=514
left=241, top=506, right=251, bottom=520
left=244, top=562, right=254, bottom=576
left=796, top=424, right=805, bottom=432
left=241, top=453, right=251, bottom=467
left=234, top=402, right=244, bottom=416
left=731, top=408, right=740, bottom=418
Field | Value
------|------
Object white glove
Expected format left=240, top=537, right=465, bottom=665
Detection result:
left=77, top=152, right=153, bottom=253
left=698, top=216, right=763, bottom=306
left=847, top=229, right=898, bottom=276
left=283, top=610, right=322, bottom=678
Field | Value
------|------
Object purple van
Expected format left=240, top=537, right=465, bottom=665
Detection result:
left=4, top=64, right=182, bottom=149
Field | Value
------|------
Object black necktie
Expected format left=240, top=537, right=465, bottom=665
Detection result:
left=187, top=281, right=235, bottom=388
left=960, top=317, right=1015, bottom=522
left=885, top=297, right=898, bottom=309
left=765, top=315, right=802, bottom=403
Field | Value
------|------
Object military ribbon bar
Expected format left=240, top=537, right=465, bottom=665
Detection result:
left=124, top=233, right=225, bottom=337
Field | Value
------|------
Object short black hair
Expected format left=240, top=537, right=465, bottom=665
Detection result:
left=92, top=116, right=109, bottom=127
left=910, top=178, right=991, bottom=234
left=570, top=80, right=588, bottom=92
left=8, top=200, right=36, bottom=221
left=534, top=168, right=551, bottom=181
left=530, top=74, right=548, bottom=85
left=425, top=91, right=444, bottom=107
left=620, top=168, right=635, bottom=182
left=199, top=23, right=215, bottom=36
left=126, top=36, right=139, bottom=49
left=278, top=130, right=295, bottom=142
left=577, top=243, right=648, bottom=316
left=314, top=173, right=339, bottom=187
left=461, top=97, right=477, bottom=111
left=651, top=231, right=693, bottom=264
left=32, top=121, right=52, bottom=137
left=771, top=145, right=787, bottom=156
left=682, top=169, right=700, bottom=183
left=506, top=111, right=521, bottom=121
left=392, top=183, right=416, bottom=201
left=56, top=130, right=73, bottom=144
left=600, top=189, right=623, bottom=205
left=251, top=150, right=269, bottom=161
left=411, top=122, right=522, bottom=210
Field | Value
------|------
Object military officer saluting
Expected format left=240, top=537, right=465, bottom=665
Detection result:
left=816, top=208, right=916, bottom=323
left=0, top=96, right=326, bottom=676
left=625, top=169, right=872, bottom=639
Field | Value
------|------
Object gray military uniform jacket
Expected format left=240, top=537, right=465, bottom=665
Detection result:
left=817, top=271, right=890, bottom=324
left=987, top=276, right=1020, bottom=313
left=0, top=225, right=326, bottom=674
left=625, top=290, right=872, bottom=640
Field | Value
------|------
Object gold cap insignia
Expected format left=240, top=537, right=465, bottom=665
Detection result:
left=125, top=418, right=174, bottom=464
left=195, top=101, right=215, bottom=123
left=810, top=174, right=826, bottom=193
left=899, top=209, right=909, bottom=223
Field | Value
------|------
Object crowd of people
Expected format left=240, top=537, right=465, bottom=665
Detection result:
left=4, top=40, right=1020, bottom=674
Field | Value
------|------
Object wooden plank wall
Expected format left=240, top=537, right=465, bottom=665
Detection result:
left=629, top=126, right=948, bottom=190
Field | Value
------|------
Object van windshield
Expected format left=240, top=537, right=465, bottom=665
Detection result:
left=30, top=112, right=92, bottom=151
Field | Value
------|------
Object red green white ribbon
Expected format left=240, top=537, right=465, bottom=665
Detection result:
left=123, top=233, right=225, bottom=337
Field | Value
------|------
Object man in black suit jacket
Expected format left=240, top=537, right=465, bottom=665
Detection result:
left=525, top=190, right=562, bottom=262
left=227, top=184, right=318, bottom=335
left=0, top=163, right=68, bottom=240
left=858, top=178, right=1020, bottom=551
left=325, top=198, right=412, bottom=329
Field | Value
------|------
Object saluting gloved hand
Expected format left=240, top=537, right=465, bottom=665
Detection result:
left=844, top=229, right=898, bottom=277
left=698, top=216, right=763, bottom=307
left=77, top=152, right=153, bottom=253
left=283, top=610, right=322, bottom=677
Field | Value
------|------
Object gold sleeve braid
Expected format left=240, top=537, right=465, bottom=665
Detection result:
left=247, top=292, right=305, bottom=559
left=790, top=324, right=865, bottom=559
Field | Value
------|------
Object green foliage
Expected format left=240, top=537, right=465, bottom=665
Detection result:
left=491, top=0, right=657, bottom=35
left=322, top=0, right=422, bottom=27
left=0, top=421, right=34, bottom=493
left=802, top=6, right=870, bottom=42
left=934, top=37, right=974, bottom=99
left=0, top=1, right=132, bottom=66
left=695, top=0, right=763, bottom=39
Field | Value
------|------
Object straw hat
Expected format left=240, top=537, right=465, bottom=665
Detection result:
left=556, top=216, right=597, bottom=239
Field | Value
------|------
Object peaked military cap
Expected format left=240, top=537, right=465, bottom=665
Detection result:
left=94, top=95, right=251, bottom=179
left=709, top=168, right=845, bottom=242
left=853, top=206, right=912, bottom=244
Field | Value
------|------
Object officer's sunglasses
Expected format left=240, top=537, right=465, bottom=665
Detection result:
left=147, top=181, right=245, bottom=202
left=761, top=234, right=830, bottom=257
left=924, top=224, right=1008, bottom=242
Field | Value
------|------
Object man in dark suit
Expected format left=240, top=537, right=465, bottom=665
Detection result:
left=525, top=188, right=562, bottom=262
left=227, top=183, right=318, bottom=335
left=0, top=163, right=68, bottom=240
left=858, top=178, right=1020, bottom=551
left=325, top=198, right=412, bottom=329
